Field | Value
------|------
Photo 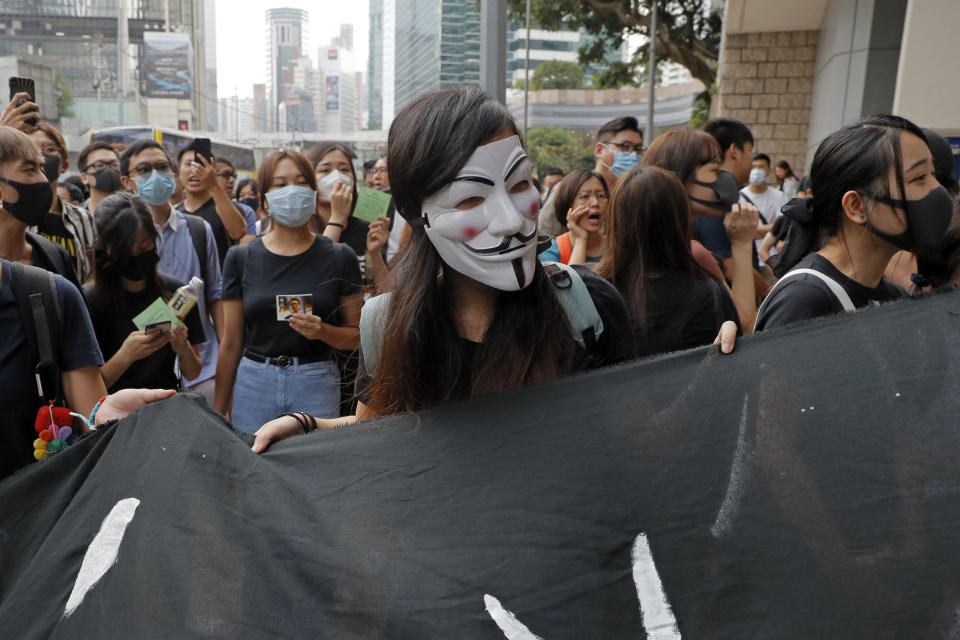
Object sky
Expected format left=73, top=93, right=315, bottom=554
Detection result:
left=214, top=0, right=370, bottom=100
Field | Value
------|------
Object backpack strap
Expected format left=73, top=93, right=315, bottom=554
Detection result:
left=542, top=262, right=604, bottom=349
left=183, top=213, right=208, bottom=284
left=754, top=267, right=856, bottom=332
left=358, top=292, right=392, bottom=378
left=556, top=233, right=572, bottom=265
left=10, top=262, right=63, bottom=403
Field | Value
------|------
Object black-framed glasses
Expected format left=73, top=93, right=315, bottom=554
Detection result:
left=604, top=141, right=643, bottom=154
left=129, top=162, right=173, bottom=178
left=217, top=170, right=237, bottom=179
left=85, top=159, right=120, bottom=172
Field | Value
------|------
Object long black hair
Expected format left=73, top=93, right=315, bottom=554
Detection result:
left=92, top=192, right=167, bottom=315
left=773, top=114, right=926, bottom=276
left=368, top=87, right=578, bottom=415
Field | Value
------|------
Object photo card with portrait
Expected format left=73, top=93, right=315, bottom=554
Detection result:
left=276, top=294, right=313, bottom=321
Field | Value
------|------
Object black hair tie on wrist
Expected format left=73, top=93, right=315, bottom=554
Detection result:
left=325, top=221, right=344, bottom=229
left=298, top=412, right=318, bottom=433
left=278, top=413, right=309, bottom=434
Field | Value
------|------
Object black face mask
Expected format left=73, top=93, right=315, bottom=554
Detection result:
left=240, top=196, right=259, bottom=211
left=42, top=153, right=62, bottom=183
left=864, top=185, right=954, bottom=252
left=1, top=178, right=53, bottom=225
left=689, top=170, right=740, bottom=212
left=90, top=167, right=123, bottom=194
left=121, top=249, right=159, bottom=281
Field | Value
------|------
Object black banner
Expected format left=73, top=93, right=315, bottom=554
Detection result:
left=1, top=289, right=958, bottom=638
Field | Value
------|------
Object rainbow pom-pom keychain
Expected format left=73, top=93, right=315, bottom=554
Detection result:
left=32, top=401, right=78, bottom=461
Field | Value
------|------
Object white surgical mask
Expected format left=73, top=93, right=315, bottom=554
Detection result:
left=317, top=169, right=353, bottom=199
left=421, top=135, right=540, bottom=291
left=749, top=168, right=767, bottom=186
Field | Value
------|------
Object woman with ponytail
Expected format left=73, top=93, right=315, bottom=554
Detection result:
left=756, top=115, right=953, bottom=331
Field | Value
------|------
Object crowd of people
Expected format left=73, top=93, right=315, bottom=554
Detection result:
left=1, top=84, right=958, bottom=477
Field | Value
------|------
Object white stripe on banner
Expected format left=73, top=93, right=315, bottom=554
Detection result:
left=63, top=498, right=140, bottom=617
left=632, top=533, right=682, bottom=639
left=484, top=594, right=545, bottom=640
left=711, top=393, right=751, bottom=538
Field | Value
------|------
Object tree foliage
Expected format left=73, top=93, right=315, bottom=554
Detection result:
left=525, top=126, right=594, bottom=173
left=507, top=0, right=722, bottom=89
left=530, top=60, right=586, bottom=90
left=54, top=74, right=75, bottom=119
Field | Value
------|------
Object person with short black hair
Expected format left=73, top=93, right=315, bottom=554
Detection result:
left=363, top=158, right=377, bottom=188
left=77, top=141, right=122, bottom=214
left=541, top=167, right=564, bottom=197
left=58, top=181, right=82, bottom=206
left=0, top=126, right=78, bottom=287
left=756, top=115, right=952, bottom=331
left=538, top=116, right=643, bottom=237
left=742, top=152, right=787, bottom=262
left=84, top=192, right=205, bottom=392
left=120, top=139, right=224, bottom=404
left=176, top=142, right=251, bottom=265
left=214, top=157, right=256, bottom=241
left=29, top=121, right=96, bottom=283
left=696, top=118, right=757, bottom=274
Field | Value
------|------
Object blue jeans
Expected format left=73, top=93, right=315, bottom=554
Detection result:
left=232, top=356, right=340, bottom=433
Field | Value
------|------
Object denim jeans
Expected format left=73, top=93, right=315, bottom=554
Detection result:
left=232, top=356, right=341, bottom=433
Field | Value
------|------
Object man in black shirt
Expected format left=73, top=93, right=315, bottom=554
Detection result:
left=176, top=146, right=248, bottom=265
left=0, top=126, right=78, bottom=287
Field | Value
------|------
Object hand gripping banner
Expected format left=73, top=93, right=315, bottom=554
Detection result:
left=1, top=288, right=959, bottom=638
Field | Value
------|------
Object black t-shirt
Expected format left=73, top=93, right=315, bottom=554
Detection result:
left=329, top=216, right=370, bottom=281
left=178, top=198, right=232, bottom=266
left=617, top=270, right=740, bottom=358
left=222, top=236, right=363, bottom=360
left=354, top=265, right=634, bottom=405
left=0, top=260, right=103, bottom=479
left=85, top=273, right=207, bottom=392
left=35, top=213, right=78, bottom=263
left=26, top=231, right=78, bottom=288
left=755, top=253, right=907, bottom=331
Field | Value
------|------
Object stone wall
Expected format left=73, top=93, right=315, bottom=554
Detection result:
left=714, top=30, right=818, bottom=175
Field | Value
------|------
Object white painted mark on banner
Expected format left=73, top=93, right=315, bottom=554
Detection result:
left=711, top=393, right=751, bottom=539
left=63, top=497, right=140, bottom=617
left=484, top=594, right=544, bottom=640
left=485, top=532, right=680, bottom=639
left=632, top=533, right=682, bottom=639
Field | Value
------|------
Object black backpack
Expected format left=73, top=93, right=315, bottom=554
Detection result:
left=10, top=262, right=63, bottom=405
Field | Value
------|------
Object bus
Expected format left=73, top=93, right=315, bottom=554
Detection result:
left=88, top=126, right=257, bottom=180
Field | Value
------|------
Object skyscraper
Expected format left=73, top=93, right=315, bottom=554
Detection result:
left=0, top=0, right=215, bottom=129
left=369, top=0, right=480, bottom=129
left=322, top=24, right=360, bottom=134
left=265, top=7, right=309, bottom=132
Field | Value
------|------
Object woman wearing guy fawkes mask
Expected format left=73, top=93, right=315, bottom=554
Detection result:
left=755, top=115, right=953, bottom=331
left=249, top=88, right=643, bottom=452
left=214, top=150, right=364, bottom=433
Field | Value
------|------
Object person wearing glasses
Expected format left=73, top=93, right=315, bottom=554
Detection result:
left=214, top=157, right=256, bottom=243
left=76, top=141, right=123, bottom=214
left=120, top=140, right=224, bottom=405
left=538, top=116, right=643, bottom=237
left=538, top=170, right=609, bottom=265
left=29, top=121, right=96, bottom=283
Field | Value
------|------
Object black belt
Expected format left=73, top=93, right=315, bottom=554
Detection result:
left=243, top=349, right=329, bottom=368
